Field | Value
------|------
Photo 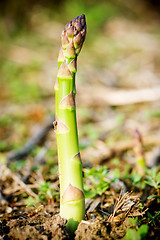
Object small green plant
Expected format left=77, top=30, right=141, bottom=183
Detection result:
left=38, top=181, right=56, bottom=202
left=26, top=204, right=44, bottom=213
left=9, top=160, right=26, bottom=172
left=147, top=211, right=160, bottom=226
left=131, top=170, right=146, bottom=189
left=145, top=167, right=160, bottom=202
left=125, top=218, right=148, bottom=240
left=25, top=196, right=39, bottom=206
left=111, top=157, right=120, bottom=166
left=25, top=181, right=59, bottom=206
left=83, top=166, right=110, bottom=198
left=113, top=168, right=120, bottom=180
left=139, top=203, right=143, bottom=211
left=145, top=167, right=160, bottom=189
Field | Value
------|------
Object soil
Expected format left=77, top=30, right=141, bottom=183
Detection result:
left=0, top=186, right=159, bottom=240
left=0, top=206, right=139, bottom=240
left=0, top=209, right=69, bottom=240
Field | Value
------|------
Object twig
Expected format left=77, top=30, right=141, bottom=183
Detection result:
left=82, top=135, right=160, bottom=164
left=108, top=192, right=138, bottom=222
left=7, top=117, right=54, bottom=162
left=79, top=86, right=160, bottom=106
left=0, top=165, right=38, bottom=199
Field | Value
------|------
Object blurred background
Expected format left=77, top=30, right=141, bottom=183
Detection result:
left=1, top=0, right=160, bottom=166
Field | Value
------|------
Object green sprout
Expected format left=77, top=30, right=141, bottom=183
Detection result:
left=145, top=167, right=160, bottom=202
left=131, top=170, right=146, bottom=189
left=145, top=167, right=160, bottom=190
left=133, top=129, right=146, bottom=175
left=26, top=204, right=44, bottom=213
left=25, top=181, right=59, bottom=207
left=147, top=211, right=160, bottom=226
left=84, top=166, right=110, bottom=199
left=38, top=181, right=55, bottom=202
left=54, top=14, right=86, bottom=235
left=125, top=217, right=148, bottom=240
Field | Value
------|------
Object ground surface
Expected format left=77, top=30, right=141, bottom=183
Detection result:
left=0, top=1, right=160, bottom=239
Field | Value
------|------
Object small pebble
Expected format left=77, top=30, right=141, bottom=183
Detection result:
left=6, top=207, right=12, bottom=213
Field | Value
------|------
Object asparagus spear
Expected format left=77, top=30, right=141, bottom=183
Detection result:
left=134, top=129, right=146, bottom=174
left=54, top=14, right=86, bottom=235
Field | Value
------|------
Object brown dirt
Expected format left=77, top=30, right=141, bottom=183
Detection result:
left=0, top=210, right=131, bottom=240
left=0, top=191, right=151, bottom=240
left=0, top=210, right=70, bottom=240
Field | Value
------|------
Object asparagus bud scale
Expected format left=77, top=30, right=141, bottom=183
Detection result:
left=54, top=14, right=86, bottom=234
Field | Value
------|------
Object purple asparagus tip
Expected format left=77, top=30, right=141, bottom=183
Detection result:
left=61, top=14, right=86, bottom=57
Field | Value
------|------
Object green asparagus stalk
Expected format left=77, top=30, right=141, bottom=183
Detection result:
left=134, top=129, right=146, bottom=174
left=54, top=14, right=86, bottom=235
